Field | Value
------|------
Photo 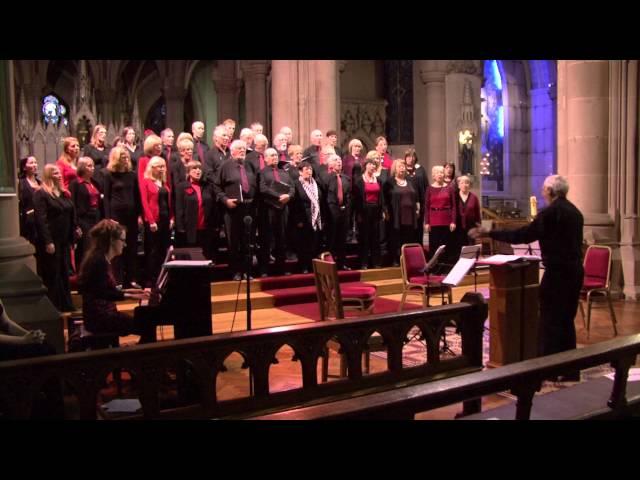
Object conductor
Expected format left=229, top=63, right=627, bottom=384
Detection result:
left=469, top=175, right=584, bottom=375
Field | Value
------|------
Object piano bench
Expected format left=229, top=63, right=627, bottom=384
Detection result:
left=77, top=326, right=123, bottom=394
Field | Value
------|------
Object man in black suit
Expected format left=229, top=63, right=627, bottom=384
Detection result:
left=273, top=132, right=290, bottom=169
left=213, top=140, right=258, bottom=280
left=204, top=125, right=231, bottom=182
left=470, top=175, right=584, bottom=375
left=191, top=121, right=209, bottom=163
left=303, top=129, right=323, bottom=171
left=245, top=134, right=268, bottom=175
left=257, top=148, right=295, bottom=277
left=323, top=155, right=351, bottom=270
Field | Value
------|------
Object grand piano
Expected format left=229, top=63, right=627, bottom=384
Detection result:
left=136, top=247, right=213, bottom=340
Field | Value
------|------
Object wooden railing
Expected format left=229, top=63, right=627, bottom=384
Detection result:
left=250, top=334, right=640, bottom=420
left=0, top=293, right=487, bottom=420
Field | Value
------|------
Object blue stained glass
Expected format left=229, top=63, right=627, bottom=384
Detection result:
left=41, top=94, right=68, bottom=127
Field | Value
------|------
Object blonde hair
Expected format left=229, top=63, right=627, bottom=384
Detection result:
left=431, top=165, right=445, bottom=179
left=41, top=164, right=63, bottom=196
left=348, top=138, right=363, bottom=154
left=107, top=146, right=132, bottom=173
left=288, top=144, right=303, bottom=157
left=144, top=156, right=167, bottom=183
left=177, top=138, right=194, bottom=152
left=176, top=132, right=194, bottom=145
left=365, top=150, right=379, bottom=161
left=90, top=125, right=108, bottom=147
left=390, top=158, right=406, bottom=178
left=58, top=137, right=80, bottom=165
left=143, top=134, right=162, bottom=156
left=457, top=175, right=471, bottom=186
left=76, top=157, right=94, bottom=178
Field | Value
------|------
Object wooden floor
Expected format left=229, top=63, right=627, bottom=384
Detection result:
left=105, top=281, right=640, bottom=420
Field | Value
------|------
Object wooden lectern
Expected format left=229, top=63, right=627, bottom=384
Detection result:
left=486, top=259, right=540, bottom=367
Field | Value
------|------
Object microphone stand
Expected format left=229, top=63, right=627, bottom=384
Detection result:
left=243, top=214, right=254, bottom=395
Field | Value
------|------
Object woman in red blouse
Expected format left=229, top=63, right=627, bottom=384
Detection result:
left=353, top=157, right=385, bottom=269
left=375, top=136, right=394, bottom=170
left=139, top=156, right=173, bottom=286
left=424, top=165, right=456, bottom=262
left=56, top=137, right=80, bottom=190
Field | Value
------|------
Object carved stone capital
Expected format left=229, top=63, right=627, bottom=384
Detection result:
left=446, top=60, right=483, bottom=76
left=419, top=60, right=447, bottom=84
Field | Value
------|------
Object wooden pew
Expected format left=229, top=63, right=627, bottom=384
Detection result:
left=0, top=293, right=487, bottom=420
left=249, top=333, right=640, bottom=420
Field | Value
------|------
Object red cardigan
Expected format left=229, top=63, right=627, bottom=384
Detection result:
left=139, top=177, right=173, bottom=224
left=457, top=191, right=481, bottom=231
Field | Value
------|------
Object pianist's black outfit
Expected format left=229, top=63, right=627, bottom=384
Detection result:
left=78, top=255, right=156, bottom=342
left=214, top=159, right=258, bottom=279
left=488, top=196, right=584, bottom=358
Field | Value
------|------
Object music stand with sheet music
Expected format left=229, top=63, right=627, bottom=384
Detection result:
left=460, top=244, right=481, bottom=290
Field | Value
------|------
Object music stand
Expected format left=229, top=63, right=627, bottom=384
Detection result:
left=460, top=244, right=481, bottom=290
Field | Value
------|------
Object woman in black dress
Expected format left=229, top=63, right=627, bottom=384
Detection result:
left=83, top=124, right=110, bottom=189
left=34, top=164, right=81, bottom=312
left=69, top=157, right=103, bottom=269
left=103, top=146, right=141, bottom=288
left=18, top=156, right=42, bottom=249
left=385, top=159, right=420, bottom=266
left=404, top=149, right=427, bottom=244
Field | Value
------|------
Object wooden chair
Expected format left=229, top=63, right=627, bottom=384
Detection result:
left=398, top=244, right=452, bottom=311
left=579, top=245, right=617, bottom=339
left=312, top=258, right=378, bottom=381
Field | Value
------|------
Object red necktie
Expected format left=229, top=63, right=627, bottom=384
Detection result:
left=336, top=174, right=343, bottom=206
left=280, top=152, right=286, bottom=163
left=259, top=154, right=264, bottom=170
left=197, top=142, right=204, bottom=162
left=273, top=167, right=281, bottom=182
left=239, top=164, right=249, bottom=193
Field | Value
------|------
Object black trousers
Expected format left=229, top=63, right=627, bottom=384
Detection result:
left=539, top=265, right=584, bottom=356
left=295, top=223, right=321, bottom=273
left=328, top=205, right=349, bottom=267
left=144, top=221, right=171, bottom=287
left=358, top=203, right=381, bottom=268
left=39, top=240, right=74, bottom=312
left=427, top=225, right=454, bottom=264
left=111, top=209, right=139, bottom=287
left=390, top=225, right=416, bottom=263
left=224, top=202, right=255, bottom=277
left=259, top=206, right=287, bottom=275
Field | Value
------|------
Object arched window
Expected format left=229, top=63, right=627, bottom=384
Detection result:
left=41, top=93, right=69, bottom=127
left=480, top=60, right=504, bottom=192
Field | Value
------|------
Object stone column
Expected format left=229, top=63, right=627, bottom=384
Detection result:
left=271, top=60, right=298, bottom=143
left=563, top=60, right=610, bottom=219
left=164, top=86, right=187, bottom=134
left=0, top=60, right=64, bottom=352
left=242, top=60, right=269, bottom=132
left=416, top=60, right=447, bottom=170
left=613, top=60, right=640, bottom=299
left=315, top=60, right=339, bottom=135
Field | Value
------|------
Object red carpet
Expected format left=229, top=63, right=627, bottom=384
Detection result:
left=277, top=297, right=423, bottom=321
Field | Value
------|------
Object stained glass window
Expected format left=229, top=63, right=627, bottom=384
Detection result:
left=481, top=60, right=504, bottom=191
left=41, top=94, right=69, bottom=127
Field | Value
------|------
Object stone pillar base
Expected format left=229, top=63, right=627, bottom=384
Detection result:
left=0, top=237, right=65, bottom=354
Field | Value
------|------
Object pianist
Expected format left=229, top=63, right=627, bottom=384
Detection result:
left=77, top=219, right=156, bottom=343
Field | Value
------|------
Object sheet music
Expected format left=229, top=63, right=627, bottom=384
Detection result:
left=164, top=260, right=213, bottom=267
left=479, top=254, right=541, bottom=265
left=442, top=257, right=476, bottom=286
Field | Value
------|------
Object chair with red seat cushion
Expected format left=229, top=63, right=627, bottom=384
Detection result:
left=579, top=245, right=617, bottom=338
left=312, top=258, right=379, bottom=381
left=399, top=244, right=452, bottom=311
